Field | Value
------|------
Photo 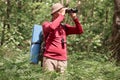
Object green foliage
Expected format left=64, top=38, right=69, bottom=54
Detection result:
left=0, top=0, right=114, bottom=53
left=0, top=0, right=118, bottom=80
left=0, top=50, right=120, bottom=80
left=67, top=0, right=114, bottom=54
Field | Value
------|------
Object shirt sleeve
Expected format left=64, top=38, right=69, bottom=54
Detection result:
left=65, top=18, right=84, bottom=35
left=42, top=14, right=64, bottom=32
left=50, top=14, right=64, bottom=30
left=42, top=14, right=65, bottom=40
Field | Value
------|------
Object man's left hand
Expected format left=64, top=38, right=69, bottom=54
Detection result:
left=69, top=13, right=77, bottom=19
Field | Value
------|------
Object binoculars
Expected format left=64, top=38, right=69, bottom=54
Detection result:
left=66, top=8, right=78, bottom=13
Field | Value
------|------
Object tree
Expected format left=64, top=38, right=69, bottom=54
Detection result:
left=0, top=0, right=10, bottom=46
left=110, top=0, right=120, bottom=64
left=60, top=0, right=70, bottom=6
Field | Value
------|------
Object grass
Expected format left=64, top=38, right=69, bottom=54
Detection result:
left=0, top=46, right=120, bottom=80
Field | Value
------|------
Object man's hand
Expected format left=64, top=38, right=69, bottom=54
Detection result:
left=69, top=13, right=77, bottom=19
left=58, top=8, right=67, bottom=16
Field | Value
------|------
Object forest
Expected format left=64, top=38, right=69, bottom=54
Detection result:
left=0, top=0, right=120, bottom=80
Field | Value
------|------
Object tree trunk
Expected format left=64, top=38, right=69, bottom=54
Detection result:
left=17, top=0, right=22, bottom=26
left=0, top=22, right=6, bottom=46
left=110, top=0, right=120, bottom=64
left=0, top=0, right=10, bottom=46
left=61, top=0, right=64, bottom=5
left=106, top=10, right=108, bottom=23
left=6, top=0, right=10, bottom=29
left=61, top=0, right=70, bottom=7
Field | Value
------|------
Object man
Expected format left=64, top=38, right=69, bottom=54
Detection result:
left=42, top=3, right=83, bottom=73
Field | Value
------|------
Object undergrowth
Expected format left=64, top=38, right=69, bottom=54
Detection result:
left=0, top=46, right=120, bottom=80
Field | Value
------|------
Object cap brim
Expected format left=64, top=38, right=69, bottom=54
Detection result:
left=51, top=7, right=63, bottom=15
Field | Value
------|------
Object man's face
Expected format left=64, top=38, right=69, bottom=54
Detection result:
left=53, top=12, right=59, bottom=19
left=53, top=11, right=59, bottom=19
left=52, top=8, right=63, bottom=19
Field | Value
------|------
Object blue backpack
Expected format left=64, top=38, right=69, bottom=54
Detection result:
left=30, top=24, right=67, bottom=65
left=30, top=24, right=43, bottom=64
